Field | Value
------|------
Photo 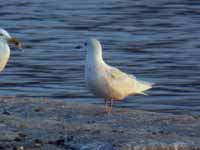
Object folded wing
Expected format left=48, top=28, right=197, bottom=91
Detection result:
left=105, top=65, right=152, bottom=96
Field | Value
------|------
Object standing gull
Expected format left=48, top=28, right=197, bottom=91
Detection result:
left=83, top=38, right=153, bottom=113
left=0, top=28, right=21, bottom=72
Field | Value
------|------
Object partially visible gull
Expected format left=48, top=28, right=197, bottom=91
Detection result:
left=0, top=28, right=21, bottom=72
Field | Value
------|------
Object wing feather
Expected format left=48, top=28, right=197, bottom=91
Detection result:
left=108, top=66, right=136, bottom=81
left=103, top=66, right=137, bottom=98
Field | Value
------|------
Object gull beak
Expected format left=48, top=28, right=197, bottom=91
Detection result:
left=8, top=37, right=22, bottom=49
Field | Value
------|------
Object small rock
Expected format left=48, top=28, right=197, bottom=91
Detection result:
left=33, top=139, right=43, bottom=147
left=159, top=130, right=164, bottom=134
left=0, top=145, right=5, bottom=149
left=92, top=130, right=101, bottom=134
left=2, top=110, right=11, bottom=115
left=14, top=133, right=27, bottom=142
left=67, top=135, right=74, bottom=142
left=87, top=120, right=96, bottom=124
left=34, top=107, right=44, bottom=112
left=48, top=137, right=65, bottom=146
left=13, top=146, right=24, bottom=150
left=152, top=132, right=157, bottom=135
left=18, top=146, right=24, bottom=150
left=112, top=129, right=124, bottom=133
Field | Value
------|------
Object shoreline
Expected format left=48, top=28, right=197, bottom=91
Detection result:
left=0, top=97, right=199, bottom=150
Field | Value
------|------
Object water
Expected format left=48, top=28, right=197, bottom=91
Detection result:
left=0, top=0, right=200, bottom=115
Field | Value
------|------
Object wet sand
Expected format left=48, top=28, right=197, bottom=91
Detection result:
left=0, top=97, right=200, bottom=150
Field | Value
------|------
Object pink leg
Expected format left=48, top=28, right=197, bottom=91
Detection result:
left=107, top=99, right=113, bottom=113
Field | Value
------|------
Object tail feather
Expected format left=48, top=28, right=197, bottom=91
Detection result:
left=136, top=80, right=153, bottom=95
left=140, top=92, right=148, bottom=96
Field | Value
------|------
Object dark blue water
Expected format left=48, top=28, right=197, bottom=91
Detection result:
left=0, top=0, right=200, bottom=114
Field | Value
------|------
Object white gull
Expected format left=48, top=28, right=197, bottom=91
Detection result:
left=84, top=38, right=153, bottom=112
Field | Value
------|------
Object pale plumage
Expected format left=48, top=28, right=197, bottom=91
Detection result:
left=84, top=38, right=153, bottom=112
left=0, top=28, right=21, bottom=72
left=0, top=38, right=10, bottom=71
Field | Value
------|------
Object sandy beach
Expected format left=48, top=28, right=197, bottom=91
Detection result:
left=0, top=97, right=199, bottom=150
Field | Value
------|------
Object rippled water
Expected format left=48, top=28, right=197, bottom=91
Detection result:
left=0, top=0, right=200, bottom=114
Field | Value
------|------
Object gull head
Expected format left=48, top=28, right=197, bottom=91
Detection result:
left=0, top=28, right=22, bottom=48
left=83, top=38, right=102, bottom=58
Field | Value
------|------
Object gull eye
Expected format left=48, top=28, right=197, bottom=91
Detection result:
left=0, top=33, right=3, bottom=36
left=84, top=42, right=87, bottom=46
